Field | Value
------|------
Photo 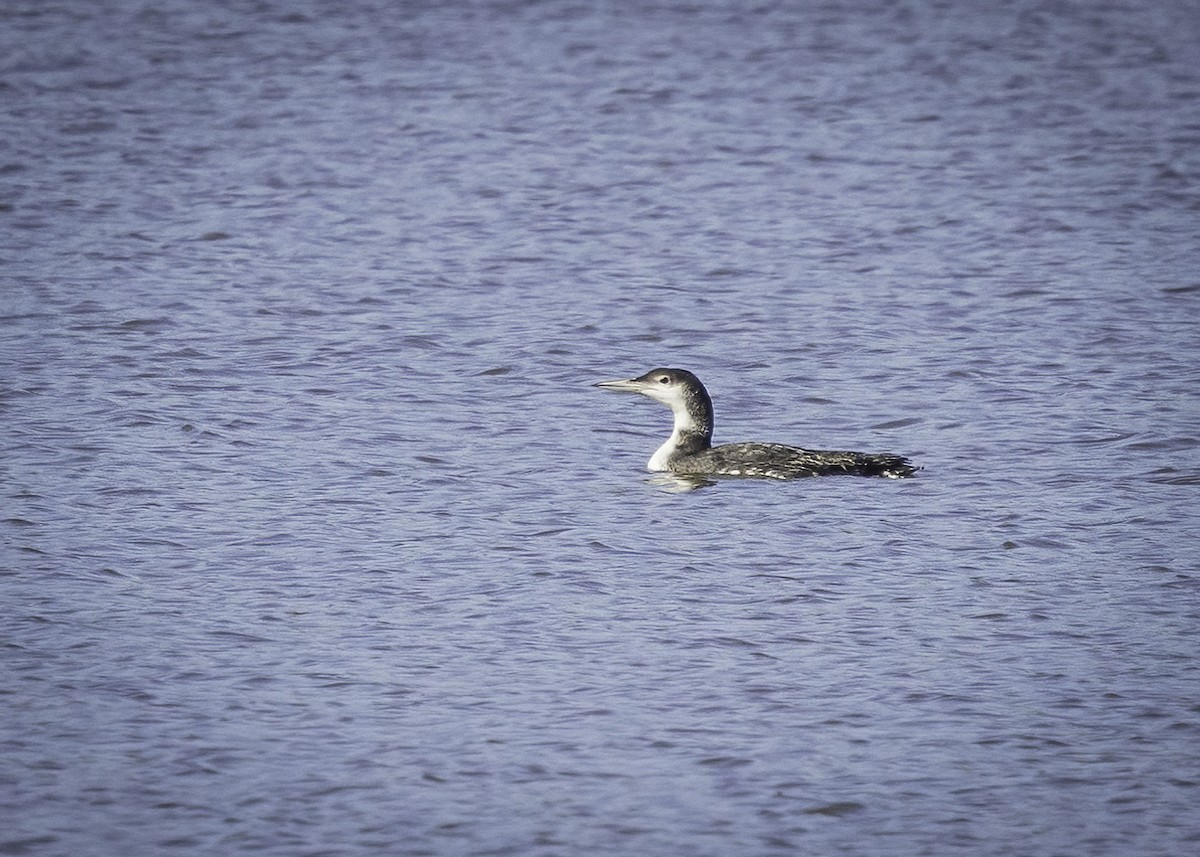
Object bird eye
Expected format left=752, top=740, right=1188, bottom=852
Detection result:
left=658, top=376, right=670, bottom=384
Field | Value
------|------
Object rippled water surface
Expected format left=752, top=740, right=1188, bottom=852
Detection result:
left=3, top=1, right=1199, bottom=855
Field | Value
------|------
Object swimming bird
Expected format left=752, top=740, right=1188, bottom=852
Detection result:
left=595, top=368, right=917, bottom=480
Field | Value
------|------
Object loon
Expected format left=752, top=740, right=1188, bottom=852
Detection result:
left=595, top=368, right=917, bottom=480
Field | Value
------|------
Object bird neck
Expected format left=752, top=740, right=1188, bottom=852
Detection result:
left=647, top=390, right=713, bottom=471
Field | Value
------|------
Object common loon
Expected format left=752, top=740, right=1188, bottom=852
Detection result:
left=595, top=368, right=917, bottom=480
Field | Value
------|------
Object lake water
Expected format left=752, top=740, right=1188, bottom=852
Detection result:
left=2, top=1, right=1198, bottom=855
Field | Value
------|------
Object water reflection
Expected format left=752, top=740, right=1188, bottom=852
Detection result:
left=648, top=473, right=715, bottom=493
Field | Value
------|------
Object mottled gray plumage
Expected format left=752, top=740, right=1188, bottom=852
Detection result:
left=595, top=367, right=917, bottom=480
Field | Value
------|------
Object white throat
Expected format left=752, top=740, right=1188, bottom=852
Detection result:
left=646, top=396, right=699, bottom=472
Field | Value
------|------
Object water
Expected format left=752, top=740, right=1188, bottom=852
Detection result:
left=2, top=1, right=1198, bottom=854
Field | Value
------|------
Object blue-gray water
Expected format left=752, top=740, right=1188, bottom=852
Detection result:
left=3, top=1, right=1198, bottom=855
